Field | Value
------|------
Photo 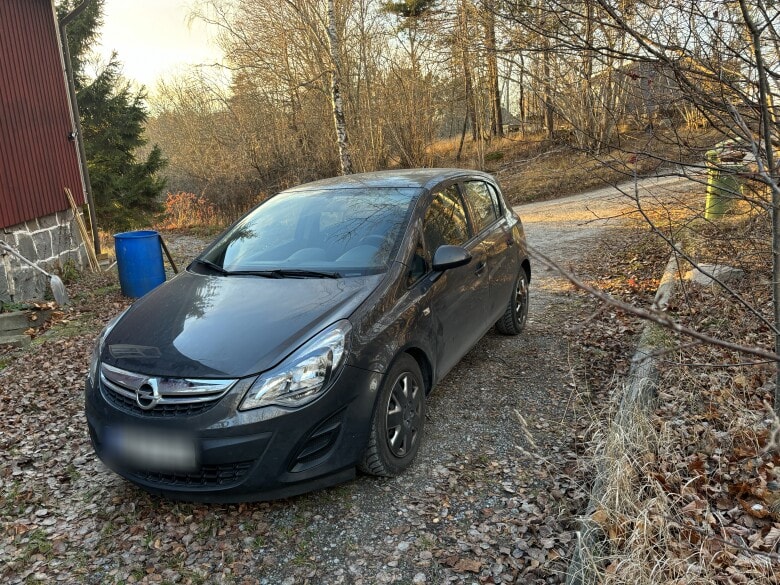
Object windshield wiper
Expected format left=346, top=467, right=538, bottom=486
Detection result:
left=193, top=258, right=229, bottom=275
left=226, top=270, right=284, bottom=278
left=230, top=269, right=342, bottom=279
left=194, top=261, right=342, bottom=278
left=277, top=269, right=341, bottom=279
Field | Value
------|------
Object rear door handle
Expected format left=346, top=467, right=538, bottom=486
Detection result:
left=475, top=261, right=486, bottom=276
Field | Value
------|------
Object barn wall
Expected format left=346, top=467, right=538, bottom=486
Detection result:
left=0, top=0, right=85, bottom=230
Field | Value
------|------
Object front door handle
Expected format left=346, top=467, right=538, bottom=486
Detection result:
left=475, top=261, right=486, bottom=276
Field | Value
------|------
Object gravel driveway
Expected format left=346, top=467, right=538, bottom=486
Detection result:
left=0, top=175, right=693, bottom=585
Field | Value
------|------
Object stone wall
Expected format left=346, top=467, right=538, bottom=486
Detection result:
left=0, top=209, right=86, bottom=303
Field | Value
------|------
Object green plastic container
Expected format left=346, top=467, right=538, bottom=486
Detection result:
left=705, top=147, right=745, bottom=220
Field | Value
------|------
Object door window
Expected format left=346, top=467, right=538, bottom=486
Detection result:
left=422, top=186, right=470, bottom=259
left=462, top=181, right=500, bottom=233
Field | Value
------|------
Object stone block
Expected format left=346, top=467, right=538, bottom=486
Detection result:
left=15, top=267, right=46, bottom=302
left=14, top=232, right=35, bottom=260
left=0, top=312, right=29, bottom=332
left=60, top=209, right=75, bottom=223
left=37, top=212, right=59, bottom=229
left=32, top=230, right=53, bottom=259
left=53, top=223, right=74, bottom=250
left=0, top=265, right=9, bottom=304
left=0, top=333, right=31, bottom=348
left=684, top=263, right=745, bottom=287
left=72, top=222, right=86, bottom=247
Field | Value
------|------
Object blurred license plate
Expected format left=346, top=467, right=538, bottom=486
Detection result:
left=105, top=426, right=198, bottom=472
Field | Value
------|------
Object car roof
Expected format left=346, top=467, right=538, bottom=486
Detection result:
left=283, top=168, right=497, bottom=193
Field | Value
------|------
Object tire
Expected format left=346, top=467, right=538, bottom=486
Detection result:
left=496, top=269, right=529, bottom=335
left=359, top=354, right=425, bottom=477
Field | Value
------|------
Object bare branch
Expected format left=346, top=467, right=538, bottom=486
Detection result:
left=528, top=245, right=780, bottom=364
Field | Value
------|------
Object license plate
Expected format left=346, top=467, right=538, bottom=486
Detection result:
left=104, top=426, right=199, bottom=472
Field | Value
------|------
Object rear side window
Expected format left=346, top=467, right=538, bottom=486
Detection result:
left=485, top=183, right=503, bottom=215
left=462, top=180, right=500, bottom=233
left=423, top=186, right=470, bottom=257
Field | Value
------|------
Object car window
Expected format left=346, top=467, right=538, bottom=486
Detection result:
left=406, top=236, right=428, bottom=286
left=462, top=180, right=499, bottom=233
left=422, top=186, right=470, bottom=259
left=220, top=197, right=306, bottom=267
left=200, top=188, right=419, bottom=276
left=485, top=182, right=503, bottom=215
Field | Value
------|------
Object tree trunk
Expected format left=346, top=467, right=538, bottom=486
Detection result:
left=542, top=47, right=554, bottom=140
left=518, top=53, right=525, bottom=137
left=327, top=0, right=354, bottom=175
left=459, top=0, right=479, bottom=142
left=583, top=0, right=594, bottom=147
left=456, top=111, right=468, bottom=162
left=738, top=0, right=780, bottom=412
left=483, top=0, right=503, bottom=137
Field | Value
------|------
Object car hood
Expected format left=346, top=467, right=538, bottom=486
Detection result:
left=102, top=271, right=383, bottom=378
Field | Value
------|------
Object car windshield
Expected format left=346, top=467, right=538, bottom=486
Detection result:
left=198, top=188, right=419, bottom=276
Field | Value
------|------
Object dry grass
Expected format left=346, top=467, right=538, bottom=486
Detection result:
left=572, top=201, right=780, bottom=584
left=576, top=376, right=780, bottom=584
left=96, top=230, right=116, bottom=259
left=430, top=127, right=722, bottom=205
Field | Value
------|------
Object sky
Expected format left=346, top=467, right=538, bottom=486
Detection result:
left=95, top=0, right=223, bottom=92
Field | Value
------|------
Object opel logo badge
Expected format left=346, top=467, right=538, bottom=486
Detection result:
left=135, top=378, right=160, bottom=410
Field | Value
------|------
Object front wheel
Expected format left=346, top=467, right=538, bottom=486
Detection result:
left=359, top=354, right=425, bottom=477
left=496, top=270, right=529, bottom=335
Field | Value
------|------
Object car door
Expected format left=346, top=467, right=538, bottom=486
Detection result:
left=419, top=183, right=490, bottom=378
left=460, top=179, right=519, bottom=321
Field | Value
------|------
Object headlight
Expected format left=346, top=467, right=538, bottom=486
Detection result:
left=240, top=320, right=351, bottom=410
left=88, top=308, right=129, bottom=386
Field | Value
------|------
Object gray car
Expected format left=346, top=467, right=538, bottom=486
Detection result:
left=85, top=169, right=530, bottom=501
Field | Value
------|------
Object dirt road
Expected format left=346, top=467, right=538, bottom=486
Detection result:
left=0, top=175, right=694, bottom=585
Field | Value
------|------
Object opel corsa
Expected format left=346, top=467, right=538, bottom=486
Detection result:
left=85, top=169, right=531, bottom=501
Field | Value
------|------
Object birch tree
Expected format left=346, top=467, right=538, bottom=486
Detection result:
left=328, top=0, right=355, bottom=174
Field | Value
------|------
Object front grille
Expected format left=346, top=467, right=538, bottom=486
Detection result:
left=128, top=461, right=254, bottom=488
left=100, top=363, right=235, bottom=417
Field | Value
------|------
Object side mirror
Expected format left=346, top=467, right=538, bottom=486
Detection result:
left=432, top=245, right=471, bottom=272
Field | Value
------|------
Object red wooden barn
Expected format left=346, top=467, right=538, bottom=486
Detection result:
left=0, top=0, right=87, bottom=303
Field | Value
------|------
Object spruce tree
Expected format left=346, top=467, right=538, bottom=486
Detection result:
left=57, top=0, right=166, bottom=231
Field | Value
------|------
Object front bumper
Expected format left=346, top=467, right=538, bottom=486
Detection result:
left=85, top=365, right=382, bottom=502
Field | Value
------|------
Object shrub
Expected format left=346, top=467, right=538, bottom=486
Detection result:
left=158, top=192, right=220, bottom=230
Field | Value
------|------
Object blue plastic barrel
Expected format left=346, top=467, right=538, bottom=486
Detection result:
left=113, top=230, right=166, bottom=298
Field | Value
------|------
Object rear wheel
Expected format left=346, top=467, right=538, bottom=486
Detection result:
left=496, top=270, right=529, bottom=335
left=360, top=354, right=425, bottom=477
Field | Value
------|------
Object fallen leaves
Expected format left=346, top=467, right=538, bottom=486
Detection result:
left=453, top=558, right=482, bottom=573
left=571, top=213, right=780, bottom=582
left=1, top=231, right=597, bottom=585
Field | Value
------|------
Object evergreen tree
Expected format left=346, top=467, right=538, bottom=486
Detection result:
left=57, top=0, right=166, bottom=231
left=382, top=0, right=437, bottom=20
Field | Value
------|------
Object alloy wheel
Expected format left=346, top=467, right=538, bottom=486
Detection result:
left=385, top=373, right=422, bottom=458
left=516, top=276, right=528, bottom=316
